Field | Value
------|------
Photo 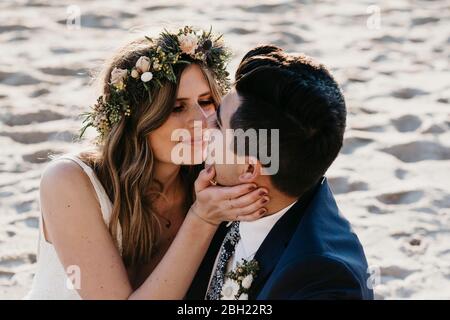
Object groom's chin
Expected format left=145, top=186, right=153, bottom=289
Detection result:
left=214, top=167, right=240, bottom=187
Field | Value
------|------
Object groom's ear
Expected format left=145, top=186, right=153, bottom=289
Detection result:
left=238, top=156, right=261, bottom=183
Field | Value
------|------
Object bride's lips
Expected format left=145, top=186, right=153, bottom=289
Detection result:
left=179, top=137, right=204, bottom=145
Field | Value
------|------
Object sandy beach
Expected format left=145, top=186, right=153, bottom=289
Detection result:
left=0, top=0, right=449, bottom=299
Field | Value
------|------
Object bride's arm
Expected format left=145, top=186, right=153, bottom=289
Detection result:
left=129, top=166, right=268, bottom=299
left=40, top=161, right=268, bottom=299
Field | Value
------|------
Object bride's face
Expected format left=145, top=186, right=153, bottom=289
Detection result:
left=148, top=64, right=216, bottom=165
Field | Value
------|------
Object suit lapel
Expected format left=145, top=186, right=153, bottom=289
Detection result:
left=249, top=180, right=322, bottom=299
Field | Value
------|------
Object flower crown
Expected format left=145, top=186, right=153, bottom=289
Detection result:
left=80, top=26, right=231, bottom=141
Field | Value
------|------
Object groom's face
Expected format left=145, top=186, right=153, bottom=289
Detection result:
left=213, top=88, right=246, bottom=186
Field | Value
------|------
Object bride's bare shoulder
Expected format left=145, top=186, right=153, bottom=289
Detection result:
left=39, top=157, right=109, bottom=248
left=40, top=158, right=94, bottom=196
left=39, top=157, right=104, bottom=241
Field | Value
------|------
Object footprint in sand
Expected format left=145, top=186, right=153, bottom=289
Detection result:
left=372, top=35, right=405, bottom=44
left=144, top=5, right=184, bottom=11
left=50, top=47, right=77, bottom=55
left=380, top=265, right=418, bottom=280
left=344, top=67, right=374, bottom=83
left=0, top=70, right=41, bottom=86
left=0, top=190, right=14, bottom=198
left=14, top=200, right=35, bottom=214
left=19, top=0, right=53, bottom=8
left=118, top=11, right=137, bottom=19
left=0, top=130, right=76, bottom=144
left=328, top=176, right=369, bottom=195
left=411, top=16, right=440, bottom=26
left=237, top=2, right=293, bottom=13
left=391, top=87, right=428, bottom=99
left=10, top=217, right=39, bottom=229
left=6, top=230, right=16, bottom=238
left=391, top=114, right=422, bottom=132
left=57, top=13, right=120, bottom=29
left=1, top=109, right=65, bottom=126
left=0, top=24, right=37, bottom=33
left=0, top=256, right=27, bottom=269
left=380, top=265, right=417, bottom=280
left=7, top=35, right=29, bottom=42
left=390, top=230, right=412, bottom=239
left=394, top=168, right=410, bottom=180
left=39, top=67, right=88, bottom=77
left=22, top=149, right=63, bottom=164
left=381, top=141, right=450, bottom=162
left=341, top=137, right=374, bottom=154
left=28, top=253, right=37, bottom=264
left=376, top=190, right=424, bottom=205
left=278, top=31, right=308, bottom=44
left=351, top=124, right=384, bottom=132
left=372, top=53, right=389, bottom=63
left=273, top=31, right=308, bottom=45
left=432, top=194, right=450, bottom=209
left=30, top=88, right=50, bottom=98
left=228, top=27, right=255, bottom=35
left=367, top=204, right=391, bottom=214
left=421, top=123, right=446, bottom=134
left=359, top=107, right=378, bottom=115
left=411, top=207, right=437, bottom=214
left=0, top=270, right=15, bottom=282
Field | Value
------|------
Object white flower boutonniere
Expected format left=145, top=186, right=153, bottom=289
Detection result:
left=220, top=259, right=259, bottom=300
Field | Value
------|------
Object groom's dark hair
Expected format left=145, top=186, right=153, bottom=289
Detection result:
left=232, top=45, right=346, bottom=197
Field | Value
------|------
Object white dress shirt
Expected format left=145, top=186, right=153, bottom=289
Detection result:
left=206, top=200, right=298, bottom=295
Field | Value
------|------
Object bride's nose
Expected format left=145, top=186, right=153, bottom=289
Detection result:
left=187, top=103, right=207, bottom=129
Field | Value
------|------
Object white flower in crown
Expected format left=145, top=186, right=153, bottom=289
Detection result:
left=241, top=274, right=253, bottom=289
left=141, top=72, right=153, bottom=82
left=131, top=68, right=139, bottom=79
left=110, top=67, right=128, bottom=90
left=220, top=279, right=240, bottom=300
left=178, top=33, right=198, bottom=55
left=135, top=56, right=151, bottom=73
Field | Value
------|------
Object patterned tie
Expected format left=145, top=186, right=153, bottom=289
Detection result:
left=206, top=221, right=240, bottom=300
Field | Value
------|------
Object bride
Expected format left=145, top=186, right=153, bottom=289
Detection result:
left=25, top=26, right=269, bottom=299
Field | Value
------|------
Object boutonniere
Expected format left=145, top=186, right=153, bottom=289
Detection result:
left=220, top=259, right=259, bottom=300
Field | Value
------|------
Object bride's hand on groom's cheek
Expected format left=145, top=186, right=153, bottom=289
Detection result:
left=189, top=166, right=269, bottom=226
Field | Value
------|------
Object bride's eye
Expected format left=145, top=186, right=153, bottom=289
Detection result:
left=199, top=99, right=214, bottom=108
left=172, top=105, right=185, bottom=113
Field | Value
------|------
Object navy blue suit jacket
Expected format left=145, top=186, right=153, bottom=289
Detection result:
left=187, top=177, right=374, bottom=300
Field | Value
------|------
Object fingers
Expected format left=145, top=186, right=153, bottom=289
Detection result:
left=237, top=208, right=268, bottom=222
left=229, top=187, right=268, bottom=209
left=237, top=195, right=270, bottom=215
left=194, top=165, right=216, bottom=192
left=220, top=194, right=270, bottom=222
left=216, top=183, right=258, bottom=200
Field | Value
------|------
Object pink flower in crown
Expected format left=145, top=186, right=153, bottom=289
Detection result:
left=110, top=67, right=128, bottom=90
left=135, top=56, right=151, bottom=73
left=178, top=33, right=198, bottom=55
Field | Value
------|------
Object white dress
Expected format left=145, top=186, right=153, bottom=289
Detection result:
left=24, top=154, right=121, bottom=299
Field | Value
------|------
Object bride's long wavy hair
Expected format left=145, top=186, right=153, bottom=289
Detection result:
left=79, top=37, right=222, bottom=267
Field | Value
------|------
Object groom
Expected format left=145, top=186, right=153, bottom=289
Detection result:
left=187, top=45, right=373, bottom=300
